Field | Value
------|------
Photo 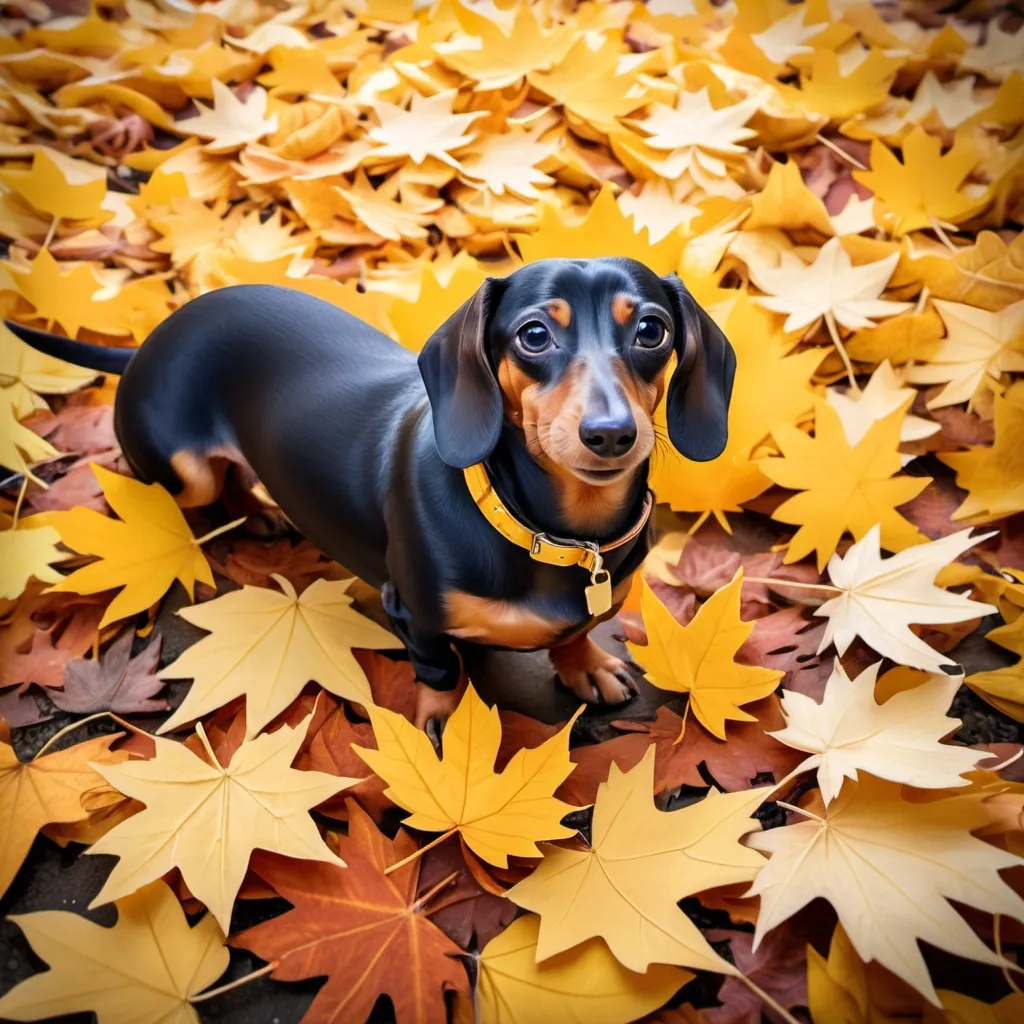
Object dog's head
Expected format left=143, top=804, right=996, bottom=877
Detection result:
left=418, top=256, right=736, bottom=484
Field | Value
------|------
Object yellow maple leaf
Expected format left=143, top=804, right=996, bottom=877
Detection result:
left=903, top=298, right=1024, bottom=410
left=1, top=732, right=127, bottom=900
left=941, top=388, right=1024, bottom=523
left=38, top=464, right=231, bottom=629
left=208, top=250, right=393, bottom=335
left=7, top=249, right=104, bottom=339
left=758, top=399, right=928, bottom=569
left=0, top=881, right=229, bottom=1024
left=515, top=182, right=685, bottom=275
left=353, top=683, right=581, bottom=867
left=626, top=573, right=782, bottom=739
left=508, top=747, right=769, bottom=973
left=650, top=294, right=822, bottom=525
left=386, top=255, right=488, bottom=351
left=0, top=149, right=110, bottom=225
left=0, top=523, right=66, bottom=601
left=745, top=158, right=834, bottom=237
left=528, top=35, right=648, bottom=135
left=89, top=714, right=356, bottom=933
left=457, top=128, right=557, bottom=200
left=787, top=49, right=902, bottom=121
left=771, top=661, right=981, bottom=804
left=967, top=612, right=1024, bottom=723
left=157, top=574, right=401, bottom=738
left=853, top=127, right=988, bottom=236
left=436, top=1, right=575, bottom=91
left=748, top=776, right=1024, bottom=1005
left=258, top=45, right=343, bottom=99
left=476, top=915, right=689, bottom=1024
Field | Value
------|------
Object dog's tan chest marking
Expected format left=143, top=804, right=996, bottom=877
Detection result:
left=444, top=591, right=567, bottom=650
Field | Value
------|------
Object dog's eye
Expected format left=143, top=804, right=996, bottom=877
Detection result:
left=635, top=317, right=667, bottom=348
left=517, top=321, right=552, bottom=353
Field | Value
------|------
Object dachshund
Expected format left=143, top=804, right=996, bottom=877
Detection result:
left=6, top=256, right=736, bottom=739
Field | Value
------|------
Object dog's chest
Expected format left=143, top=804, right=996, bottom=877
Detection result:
left=443, top=562, right=632, bottom=650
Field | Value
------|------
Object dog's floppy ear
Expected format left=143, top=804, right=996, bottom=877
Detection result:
left=418, top=277, right=506, bottom=468
left=659, top=273, right=736, bottom=462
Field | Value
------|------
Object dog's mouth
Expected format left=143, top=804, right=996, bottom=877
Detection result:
left=571, top=465, right=632, bottom=485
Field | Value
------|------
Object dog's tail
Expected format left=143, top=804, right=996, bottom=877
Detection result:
left=4, top=320, right=136, bottom=375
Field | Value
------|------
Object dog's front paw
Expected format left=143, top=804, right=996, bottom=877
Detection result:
left=414, top=679, right=466, bottom=751
left=550, top=635, right=638, bottom=705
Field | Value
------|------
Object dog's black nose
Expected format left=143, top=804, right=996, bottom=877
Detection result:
left=579, top=415, right=637, bottom=458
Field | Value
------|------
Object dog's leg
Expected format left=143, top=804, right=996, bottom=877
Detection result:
left=381, top=582, right=465, bottom=744
left=550, top=630, right=637, bottom=705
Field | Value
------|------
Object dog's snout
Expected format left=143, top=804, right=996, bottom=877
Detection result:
left=579, top=414, right=637, bottom=458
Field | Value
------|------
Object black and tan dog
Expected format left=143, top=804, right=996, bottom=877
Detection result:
left=7, top=257, right=735, bottom=735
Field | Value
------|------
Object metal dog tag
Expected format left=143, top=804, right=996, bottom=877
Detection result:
left=585, top=568, right=612, bottom=616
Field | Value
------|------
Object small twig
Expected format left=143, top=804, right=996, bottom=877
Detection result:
left=190, top=962, right=278, bottom=1004
left=384, top=829, right=457, bottom=875
left=824, top=311, right=859, bottom=392
left=33, top=710, right=152, bottom=759
left=741, top=577, right=840, bottom=593
left=731, top=967, right=803, bottom=1024
left=815, top=134, right=867, bottom=171
left=192, top=516, right=246, bottom=548
left=415, top=870, right=460, bottom=913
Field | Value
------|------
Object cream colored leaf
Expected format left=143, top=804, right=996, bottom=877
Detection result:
left=748, top=776, right=1024, bottom=1004
left=366, top=89, right=485, bottom=168
left=178, top=80, right=278, bottom=153
left=771, top=661, right=982, bottom=804
left=89, top=714, right=356, bottom=933
left=903, top=298, right=1024, bottom=410
left=157, top=574, right=402, bottom=739
left=815, top=524, right=998, bottom=673
left=825, top=360, right=940, bottom=462
left=0, top=882, right=228, bottom=1024
left=750, top=237, right=911, bottom=333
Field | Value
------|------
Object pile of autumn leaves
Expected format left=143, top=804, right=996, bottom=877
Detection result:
left=3, top=0, right=1024, bottom=1021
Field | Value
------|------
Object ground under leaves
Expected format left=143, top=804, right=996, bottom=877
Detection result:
left=1, top=0, right=1024, bottom=1022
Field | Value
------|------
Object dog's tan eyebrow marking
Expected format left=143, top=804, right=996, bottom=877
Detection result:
left=611, top=293, right=636, bottom=325
left=547, top=298, right=571, bottom=327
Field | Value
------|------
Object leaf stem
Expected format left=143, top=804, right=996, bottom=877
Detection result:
left=731, top=967, right=802, bottom=1024
left=32, top=711, right=152, bottom=759
left=43, top=216, right=61, bottom=250
left=384, top=829, right=456, bottom=875
left=741, top=577, right=839, bottom=593
left=824, top=311, right=859, bottom=392
left=776, top=799, right=826, bottom=824
left=192, top=515, right=247, bottom=548
left=994, top=914, right=1024, bottom=995
left=190, top=962, right=278, bottom=1003
left=11, top=475, right=28, bottom=529
left=815, top=134, right=867, bottom=171
left=673, top=698, right=690, bottom=747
